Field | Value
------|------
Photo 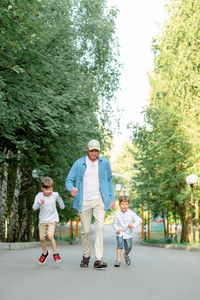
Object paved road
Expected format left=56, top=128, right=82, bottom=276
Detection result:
left=0, top=225, right=200, bottom=300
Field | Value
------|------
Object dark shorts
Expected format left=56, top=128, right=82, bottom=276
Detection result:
left=116, top=236, right=132, bottom=253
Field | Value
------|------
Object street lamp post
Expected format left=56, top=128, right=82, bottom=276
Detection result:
left=143, top=206, right=148, bottom=240
left=115, top=184, right=121, bottom=204
left=115, top=184, right=121, bottom=194
left=120, top=188, right=129, bottom=197
left=186, top=174, right=198, bottom=243
left=141, top=206, right=144, bottom=239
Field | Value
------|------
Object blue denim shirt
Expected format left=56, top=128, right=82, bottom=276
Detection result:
left=65, top=155, right=115, bottom=212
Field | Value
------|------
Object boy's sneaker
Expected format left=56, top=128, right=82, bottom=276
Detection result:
left=114, top=261, right=121, bottom=267
left=53, top=253, right=62, bottom=262
left=124, top=253, right=131, bottom=265
left=39, top=250, right=50, bottom=264
left=93, top=260, right=107, bottom=269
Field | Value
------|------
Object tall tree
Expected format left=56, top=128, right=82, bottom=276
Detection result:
left=131, top=0, right=200, bottom=242
left=0, top=0, right=120, bottom=241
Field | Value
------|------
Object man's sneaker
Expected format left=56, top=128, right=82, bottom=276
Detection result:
left=114, top=261, right=121, bottom=267
left=53, top=253, right=62, bottom=262
left=39, top=250, right=50, bottom=264
left=80, top=256, right=90, bottom=268
left=93, top=260, right=107, bottom=269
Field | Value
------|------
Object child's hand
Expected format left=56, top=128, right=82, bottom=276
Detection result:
left=117, top=229, right=121, bottom=234
left=40, top=199, right=45, bottom=205
left=128, top=224, right=134, bottom=229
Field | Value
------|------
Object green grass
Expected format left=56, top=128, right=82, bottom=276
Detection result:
left=175, top=241, right=200, bottom=247
left=143, top=238, right=167, bottom=244
left=143, top=237, right=200, bottom=247
left=26, top=233, right=77, bottom=243
left=54, top=235, right=76, bottom=242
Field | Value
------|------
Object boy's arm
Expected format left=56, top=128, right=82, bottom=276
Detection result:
left=56, top=193, right=65, bottom=209
left=131, top=212, right=142, bottom=228
left=32, top=194, right=41, bottom=210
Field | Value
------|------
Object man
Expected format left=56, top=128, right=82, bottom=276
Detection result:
left=65, top=139, right=115, bottom=268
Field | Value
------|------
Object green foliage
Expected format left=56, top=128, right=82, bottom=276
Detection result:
left=0, top=0, right=120, bottom=241
left=130, top=0, right=200, bottom=241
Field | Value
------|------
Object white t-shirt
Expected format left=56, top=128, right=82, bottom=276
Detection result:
left=32, top=192, right=65, bottom=223
left=83, top=156, right=101, bottom=201
left=112, top=209, right=142, bottom=239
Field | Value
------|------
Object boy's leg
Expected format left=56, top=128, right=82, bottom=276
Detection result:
left=93, top=198, right=105, bottom=261
left=39, top=224, right=48, bottom=254
left=79, top=201, right=93, bottom=259
left=114, top=236, right=123, bottom=267
left=47, top=223, right=57, bottom=254
left=124, top=238, right=132, bottom=256
left=116, top=236, right=123, bottom=261
left=47, top=223, right=62, bottom=262
left=117, top=248, right=122, bottom=261
left=124, top=238, right=132, bottom=265
left=48, top=235, right=57, bottom=253
left=38, top=224, right=50, bottom=264
left=40, top=237, right=47, bottom=254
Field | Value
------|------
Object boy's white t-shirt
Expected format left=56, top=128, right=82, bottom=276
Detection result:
left=83, top=156, right=101, bottom=201
left=32, top=192, right=65, bottom=224
left=112, top=209, right=142, bottom=239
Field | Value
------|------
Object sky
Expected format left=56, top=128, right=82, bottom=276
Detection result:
left=108, top=0, right=168, bottom=142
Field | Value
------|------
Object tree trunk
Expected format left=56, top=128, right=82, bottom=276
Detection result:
left=19, top=202, right=32, bottom=242
left=162, top=211, right=166, bottom=236
left=0, top=151, right=9, bottom=242
left=7, top=151, right=23, bottom=242
left=20, top=214, right=28, bottom=242
left=27, top=210, right=32, bottom=242
left=166, top=215, right=169, bottom=236
left=180, top=200, right=192, bottom=243
left=19, top=197, right=27, bottom=241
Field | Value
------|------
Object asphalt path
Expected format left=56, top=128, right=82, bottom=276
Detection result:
left=0, top=225, right=200, bottom=300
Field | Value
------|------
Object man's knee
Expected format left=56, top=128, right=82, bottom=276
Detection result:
left=96, top=223, right=104, bottom=232
left=81, top=229, right=91, bottom=237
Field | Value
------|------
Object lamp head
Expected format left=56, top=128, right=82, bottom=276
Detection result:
left=186, top=174, right=198, bottom=186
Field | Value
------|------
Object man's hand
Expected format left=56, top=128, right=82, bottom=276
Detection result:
left=117, top=229, right=121, bottom=234
left=110, top=201, right=115, bottom=209
left=71, top=187, right=78, bottom=196
left=40, top=199, right=45, bottom=205
left=128, top=224, right=134, bottom=229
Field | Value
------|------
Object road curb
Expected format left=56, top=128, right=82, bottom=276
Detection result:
left=0, top=239, right=79, bottom=250
left=140, top=241, right=200, bottom=253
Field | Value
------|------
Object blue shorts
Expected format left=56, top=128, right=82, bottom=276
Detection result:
left=116, top=236, right=132, bottom=253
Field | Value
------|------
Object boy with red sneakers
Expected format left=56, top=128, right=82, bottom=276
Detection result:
left=32, top=177, right=65, bottom=264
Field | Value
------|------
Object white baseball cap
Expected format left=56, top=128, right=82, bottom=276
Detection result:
left=87, top=139, right=100, bottom=151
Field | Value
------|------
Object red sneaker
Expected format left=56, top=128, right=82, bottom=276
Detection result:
left=53, top=253, right=62, bottom=262
left=39, top=250, right=50, bottom=264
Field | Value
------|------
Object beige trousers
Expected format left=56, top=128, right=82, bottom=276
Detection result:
left=79, top=198, right=105, bottom=261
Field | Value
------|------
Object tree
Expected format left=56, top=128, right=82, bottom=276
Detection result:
left=0, top=0, right=120, bottom=241
left=131, top=0, right=200, bottom=242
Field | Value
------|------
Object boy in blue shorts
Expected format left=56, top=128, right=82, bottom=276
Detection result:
left=112, top=195, right=142, bottom=267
